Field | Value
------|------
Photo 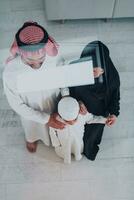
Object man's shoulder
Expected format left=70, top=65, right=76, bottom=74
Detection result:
left=4, top=57, right=28, bottom=76
left=4, top=57, right=22, bottom=73
left=3, top=57, right=24, bottom=88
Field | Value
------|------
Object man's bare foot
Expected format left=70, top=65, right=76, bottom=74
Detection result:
left=26, top=141, right=38, bottom=153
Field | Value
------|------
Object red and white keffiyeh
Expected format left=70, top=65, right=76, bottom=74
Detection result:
left=6, top=21, right=59, bottom=64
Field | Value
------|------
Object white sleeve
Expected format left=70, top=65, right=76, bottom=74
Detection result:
left=84, top=113, right=94, bottom=123
left=3, top=78, right=50, bottom=124
left=86, top=114, right=106, bottom=124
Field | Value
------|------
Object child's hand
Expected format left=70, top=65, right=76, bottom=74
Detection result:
left=79, top=101, right=88, bottom=115
left=106, top=115, right=117, bottom=126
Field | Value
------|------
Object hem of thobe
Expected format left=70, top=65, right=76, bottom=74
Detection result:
left=25, top=137, right=50, bottom=146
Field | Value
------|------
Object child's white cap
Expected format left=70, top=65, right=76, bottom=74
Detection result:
left=58, top=97, right=79, bottom=121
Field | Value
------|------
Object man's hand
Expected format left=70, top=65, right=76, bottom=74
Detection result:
left=93, top=67, right=104, bottom=78
left=47, top=113, right=66, bottom=129
left=79, top=101, right=88, bottom=115
left=106, top=114, right=117, bottom=126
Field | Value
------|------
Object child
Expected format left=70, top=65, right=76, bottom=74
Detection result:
left=49, top=97, right=106, bottom=164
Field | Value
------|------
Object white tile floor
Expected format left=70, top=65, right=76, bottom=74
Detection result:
left=0, top=1, right=134, bottom=199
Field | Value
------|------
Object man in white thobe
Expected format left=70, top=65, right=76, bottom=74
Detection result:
left=3, top=21, right=70, bottom=152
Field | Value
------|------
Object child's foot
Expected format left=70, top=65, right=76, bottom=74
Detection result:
left=75, top=154, right=82, bottom=161
left=26, top=141, right=38, bottom=153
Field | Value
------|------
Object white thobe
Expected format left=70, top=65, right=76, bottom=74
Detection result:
left=3, top=54, right=69, bottom=145
left=49, top=113, right=106, bottom=163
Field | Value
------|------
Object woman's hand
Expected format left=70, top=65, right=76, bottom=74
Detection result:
left=47, top=113, right=66, bottom=129
left=93, top=67, right=104, bottom=78
left=106, top=114, right=117, bottom=126
left=79, top=101, right=88, bottom=115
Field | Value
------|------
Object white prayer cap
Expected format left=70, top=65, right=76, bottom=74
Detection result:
left=58, top=97, right=79, bottom=121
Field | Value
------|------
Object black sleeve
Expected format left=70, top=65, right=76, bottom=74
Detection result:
left=108, top=87, right=120, bottom=117
left=69, top=87, right=81, bottom=101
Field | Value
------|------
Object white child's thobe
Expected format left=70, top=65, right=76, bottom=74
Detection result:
left=49, top=113, right=106, bottom=163
left=3, top=55, right=68, bottom=145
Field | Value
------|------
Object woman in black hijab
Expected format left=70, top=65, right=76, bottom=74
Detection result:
left=69, top=41, right=120, bottom=161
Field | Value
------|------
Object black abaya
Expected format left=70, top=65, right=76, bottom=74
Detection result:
left=70, top=41, right=120, bottom=160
